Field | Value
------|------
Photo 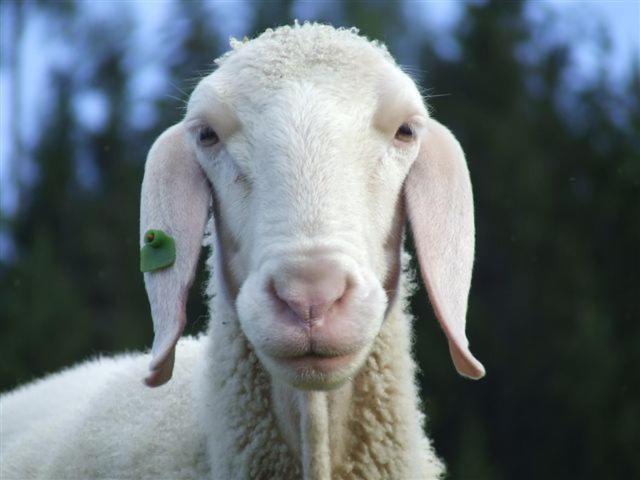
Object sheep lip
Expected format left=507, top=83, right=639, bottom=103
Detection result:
left=274, top=343, right=360, bottom=360
left=289, top=352, right=342, bottom=360
left=276, top=352, right=357, bottom=371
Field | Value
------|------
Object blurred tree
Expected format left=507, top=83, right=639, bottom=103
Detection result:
left=410, top=1, right=640, bottom=478
left=0, top=1, right=223, bottom=386
left=249, top=0, right=296, bottom=32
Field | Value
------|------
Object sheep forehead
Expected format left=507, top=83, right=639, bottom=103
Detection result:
left=212, top=23, right=397, bottom=97
left=245, top=83, right=374, bottom=145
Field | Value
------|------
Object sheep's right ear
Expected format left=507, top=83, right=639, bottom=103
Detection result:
left=404, top=118, right=485, bottom=380
left=140, top=123, right=210, bottom=387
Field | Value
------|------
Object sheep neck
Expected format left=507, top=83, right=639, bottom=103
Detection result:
left=202, top=245, right=442, bottom=478
left=203, top=299, right=436, bottom=477
left=270, top=371, right=355, bottom=479
left=299, top=391, right=331, bottom=480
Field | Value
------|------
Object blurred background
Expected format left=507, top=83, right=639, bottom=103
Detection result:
left=1, top=1, right=638, bottom=478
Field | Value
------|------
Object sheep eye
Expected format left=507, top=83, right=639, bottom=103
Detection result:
left=395, top=123, right=414, bottom=142
left=198, top=126, right=219, bottom=146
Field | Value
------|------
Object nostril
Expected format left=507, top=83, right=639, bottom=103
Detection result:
left=268, top=281, right=291, bottom=314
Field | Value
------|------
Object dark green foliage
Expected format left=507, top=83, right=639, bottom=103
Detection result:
left=1, top=1, right=638, bottom=478
left=408, top=2, right=640, bottom=478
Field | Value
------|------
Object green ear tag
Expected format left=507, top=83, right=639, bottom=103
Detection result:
left=140, top=229, right=176, bottom=272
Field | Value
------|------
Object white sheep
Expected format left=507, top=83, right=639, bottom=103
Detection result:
left=1, top=23, right=485, bottom=480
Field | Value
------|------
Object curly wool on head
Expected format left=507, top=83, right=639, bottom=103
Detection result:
left=217, top=22, right=394, bottom=74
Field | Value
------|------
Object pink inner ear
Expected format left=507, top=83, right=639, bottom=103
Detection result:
left=405, top=119, right=485, bottom=380
left=140, top=123, right=210, bottom=387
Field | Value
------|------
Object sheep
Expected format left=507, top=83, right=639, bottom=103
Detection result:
left=0, top=22, right=485, bottom=480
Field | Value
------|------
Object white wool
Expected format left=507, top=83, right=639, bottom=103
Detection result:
left=2, top=337, right=210, bottom=478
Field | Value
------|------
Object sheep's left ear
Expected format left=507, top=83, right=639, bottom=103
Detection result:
left=140, top=123, right=210, bottom=387
left=404, top=118, right=485, bottom=379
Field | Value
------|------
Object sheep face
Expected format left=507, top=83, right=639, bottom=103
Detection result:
left=184, top=67, right=425, bottom=389
left=140, top=25, right=484, bottom=388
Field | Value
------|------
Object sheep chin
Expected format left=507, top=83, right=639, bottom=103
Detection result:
left=255, top=346, right=372, bottom=391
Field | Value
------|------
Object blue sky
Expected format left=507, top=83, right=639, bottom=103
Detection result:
left=0, top=0, right=638, bottom=260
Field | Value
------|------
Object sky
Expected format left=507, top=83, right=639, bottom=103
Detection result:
left=0, top=0, right=639, bottom=260
left=530, top=0, right=639, bottom=81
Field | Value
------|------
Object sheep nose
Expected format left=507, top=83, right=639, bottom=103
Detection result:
left=271, top=262, right=349, bottom=325
left=285, top=300, right=334, bottom=323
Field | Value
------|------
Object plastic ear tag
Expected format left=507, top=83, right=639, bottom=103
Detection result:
left=140, top=229, right=176, bottom=272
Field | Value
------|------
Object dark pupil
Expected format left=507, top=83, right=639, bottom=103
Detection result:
left=398, top=124, right=412, bottom=137
left=199, top=127, right=218, bottom=143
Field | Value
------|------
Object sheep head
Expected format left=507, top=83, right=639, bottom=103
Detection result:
left=140, top=24, right=485, bottom=388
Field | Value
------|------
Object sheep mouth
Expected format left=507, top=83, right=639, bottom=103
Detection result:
left=277, top=351, right=357, bottom=373
left=256, top=339, right=374, bottom=389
